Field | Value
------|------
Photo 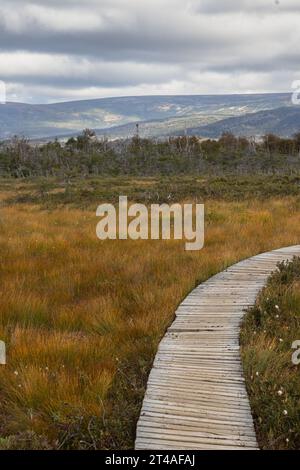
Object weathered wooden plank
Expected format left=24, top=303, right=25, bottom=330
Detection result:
left=135, top=245, right=300, bottom=450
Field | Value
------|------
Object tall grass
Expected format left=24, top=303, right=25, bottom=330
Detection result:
left=241, top=258, right=300, bottom=450
left=1, top=181, right=300, bottom=448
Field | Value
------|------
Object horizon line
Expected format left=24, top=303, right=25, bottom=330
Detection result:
left=4, top=90, right=291, bottom=106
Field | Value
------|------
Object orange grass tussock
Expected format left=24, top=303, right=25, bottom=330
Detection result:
left=0, top=192, right=300, bottom=449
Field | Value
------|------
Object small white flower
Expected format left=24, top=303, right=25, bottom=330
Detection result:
left=283, top=410, right=288, bottom=416
left=286, top=438, right=289, bottom=443
left=14, top=370, right=18, bottom=376
left=276, top=315, right=279, bottom=319
left=278, top=390, right=283, bottom=396
left=279, top=338, right=283, bottom=343
left=256, top=371, right=259, bottom=376
left=275, top=305, right=280, bottom=310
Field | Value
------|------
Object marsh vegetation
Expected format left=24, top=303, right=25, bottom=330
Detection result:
left=1, top=177, right=300, bottom=448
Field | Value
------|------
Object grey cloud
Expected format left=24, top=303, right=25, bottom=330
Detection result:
left=193, top=0, right=300, bottom=14
left=0, top=0, right=299, bottom=102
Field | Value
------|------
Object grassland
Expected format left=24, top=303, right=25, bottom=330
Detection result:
left=241, top=258, right=300, bottom=450
left=0, top=176, right=300, bottom=449
left=2, top=175, right=300, bottom=209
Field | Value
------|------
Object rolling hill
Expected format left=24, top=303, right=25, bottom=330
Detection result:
left=179, top=106, right=300, bottom=139
left=0, top=93, right=293, bottom=140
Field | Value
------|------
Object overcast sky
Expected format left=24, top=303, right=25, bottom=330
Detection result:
left=0, top=0, right=300, bottom=103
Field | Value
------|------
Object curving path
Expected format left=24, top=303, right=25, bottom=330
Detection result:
left=135, top=245, right=300, bottom=450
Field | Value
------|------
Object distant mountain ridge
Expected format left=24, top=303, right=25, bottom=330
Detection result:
left=0, top=93, right=295, bottom=140
left=178, top=106, right=300, bottom=138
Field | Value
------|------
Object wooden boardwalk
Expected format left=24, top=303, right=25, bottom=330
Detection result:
left=135, top=245, right=300, bottom=450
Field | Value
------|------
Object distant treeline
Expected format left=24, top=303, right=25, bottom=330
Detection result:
left=1, top=129, right=300, bottom=178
